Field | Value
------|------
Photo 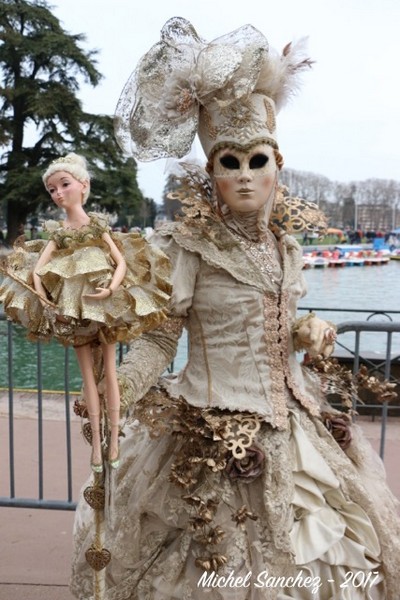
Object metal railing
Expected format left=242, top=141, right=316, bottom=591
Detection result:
left=1, top=318, right=76, bottom=510
left=0, top=310, right=399, bottom=510
left=335, top=320, right=400, bottom=459
left=299, top=307, right=400, bottom=460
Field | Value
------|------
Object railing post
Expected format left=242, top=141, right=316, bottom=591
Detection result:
left=65, top=346, right=73, bottom=503
left=7, top=321, right=15, bottom=499
left=379, top=331, right=393, bottom=460
left=37, top=341, right=44, bottom=500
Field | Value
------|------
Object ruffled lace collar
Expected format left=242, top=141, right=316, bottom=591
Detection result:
left=219, top=203, right=272, bottom=243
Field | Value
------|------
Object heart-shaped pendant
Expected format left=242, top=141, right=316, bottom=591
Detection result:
left=85, top=545, right=111, bottom=571
left=83, top=485, right=105, bottom=510
left=82, top=422, right=93, bottom=445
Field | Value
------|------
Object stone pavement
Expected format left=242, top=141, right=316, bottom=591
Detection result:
left=0, top=394, right=87, bottom=600
left=0, top=394, right=399, bottom=600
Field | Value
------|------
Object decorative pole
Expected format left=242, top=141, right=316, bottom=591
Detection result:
left=74, top=343, right=111, bottom=600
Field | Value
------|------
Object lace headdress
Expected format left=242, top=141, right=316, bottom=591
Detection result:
left=115, top=18, right=326, bottom=236
left=114, top=17, right=313, bottom=161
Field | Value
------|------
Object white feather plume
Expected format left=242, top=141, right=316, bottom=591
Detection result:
left=255, top=37, right=313, bottom=112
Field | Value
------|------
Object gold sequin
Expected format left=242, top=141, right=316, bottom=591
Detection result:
left=231, top=230, right=282, bottom=286
left=263, top=293, right=289, bottom=429
left=200, top=107, right=218, bottom=140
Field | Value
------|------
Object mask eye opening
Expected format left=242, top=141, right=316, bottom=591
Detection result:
left=219, top=155, right=240, bottom=170
left=249, top=154, right=269, bottom=169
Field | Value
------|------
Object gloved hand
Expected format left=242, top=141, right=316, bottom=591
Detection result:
left=293, top=312, right=337, bottom=359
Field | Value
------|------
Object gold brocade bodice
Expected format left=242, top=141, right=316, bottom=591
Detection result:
left=45, top=212, right=109, bottom=249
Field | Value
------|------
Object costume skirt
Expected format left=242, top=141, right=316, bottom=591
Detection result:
left=70, top=397, right=400, bottom=600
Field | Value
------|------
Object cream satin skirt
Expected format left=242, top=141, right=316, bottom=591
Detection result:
left=279, top=412, right=383, bottom=599
left=71, top=404, right=398, bottom=600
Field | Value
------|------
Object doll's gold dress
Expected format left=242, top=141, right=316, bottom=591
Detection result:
left=0, top=213, right=171, bottom=346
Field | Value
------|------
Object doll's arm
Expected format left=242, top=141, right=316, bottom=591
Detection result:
left=32, top=240, right=57, bottom=306
left=292, top=312, right=337, bottom=359
left=85, top=231, right=127, bottom=300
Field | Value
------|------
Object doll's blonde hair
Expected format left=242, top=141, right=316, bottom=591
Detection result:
left=42, top=153, right=91, bottom=204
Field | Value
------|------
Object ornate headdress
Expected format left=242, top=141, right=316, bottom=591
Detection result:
left=114, top=17, right=313, bottom=161
left=115, top=18, right=326, bottom=236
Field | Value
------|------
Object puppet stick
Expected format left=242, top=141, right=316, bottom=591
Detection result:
left=0, top=265, right=57, bottom=308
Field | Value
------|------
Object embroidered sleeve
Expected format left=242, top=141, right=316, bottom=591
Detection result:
left=117, top=233, right=198, bottom=412
left=118, top=316, right=186, bottom=412
left=151, top=230, right=200, bottom=317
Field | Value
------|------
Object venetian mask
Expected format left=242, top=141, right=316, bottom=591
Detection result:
left=213, top=144, right=277, bottom=213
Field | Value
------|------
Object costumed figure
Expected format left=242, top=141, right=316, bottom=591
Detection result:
left=70, top=18, right=400, bottom=600
left=0, top=153, right=171, bottom=473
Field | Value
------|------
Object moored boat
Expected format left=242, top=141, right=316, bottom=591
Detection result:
left=303, top=246, right=392, bottom=268
left=390, top=249, right=400, bottom=261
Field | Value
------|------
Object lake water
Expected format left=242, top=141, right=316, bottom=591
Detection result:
left=301, top=261, right=399, bottom=318
left=299, top=260, right=400, bottom=358
left=0, top=324, right=82, bottom=391
left=1, top=261, right=399, bottom=391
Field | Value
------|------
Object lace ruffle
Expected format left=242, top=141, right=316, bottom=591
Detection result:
left=70, top=401, right=398, bottom=599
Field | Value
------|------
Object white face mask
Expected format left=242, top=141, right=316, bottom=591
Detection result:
left=213, top=144, right=277, bottom=213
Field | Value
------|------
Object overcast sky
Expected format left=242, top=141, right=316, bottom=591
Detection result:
left=50, top=0, right=400, bottom=203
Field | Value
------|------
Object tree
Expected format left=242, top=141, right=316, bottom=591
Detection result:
left=76, top=114, right=145, bottom=217
left=0, top=0, right=144, bottom=243
left=161, top=173, right=185, bottom=221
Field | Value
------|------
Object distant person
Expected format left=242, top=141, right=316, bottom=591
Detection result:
left=388, top=234, right=398, bottom=250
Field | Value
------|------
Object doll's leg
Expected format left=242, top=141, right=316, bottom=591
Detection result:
left=101, top=343, right=120, bottom=466
left=74, top=344, right=103, bottom=471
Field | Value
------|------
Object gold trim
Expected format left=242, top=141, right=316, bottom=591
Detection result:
left=264, top=97, right=276, bottom=133
left=263, top=293, right=289, bottom=429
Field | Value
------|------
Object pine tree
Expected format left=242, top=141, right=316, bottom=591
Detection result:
left=0, top=0, right=144, bottom=243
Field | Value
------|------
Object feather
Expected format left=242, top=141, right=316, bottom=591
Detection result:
left=256, top=37, right=314, bottom=111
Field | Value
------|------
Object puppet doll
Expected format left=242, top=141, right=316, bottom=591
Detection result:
left=0, top=153, right=171, bottom=473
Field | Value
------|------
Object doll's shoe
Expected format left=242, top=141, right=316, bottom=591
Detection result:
left=91, top=461, right=104, bottom=474
left=91, top=451, right=103, bottom=474
left=108, top=448, right=120, bottom=469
